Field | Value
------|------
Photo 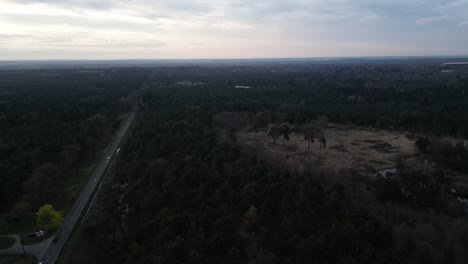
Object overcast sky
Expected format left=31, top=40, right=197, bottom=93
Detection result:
left=0, top=0, right=467, bottom=60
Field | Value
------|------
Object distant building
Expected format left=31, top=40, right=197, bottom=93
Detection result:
left=441, top=70, right=454, bottom=74
left=347, top=95, right=364, bottom=102
left=176, top=81, right=207, bottom=86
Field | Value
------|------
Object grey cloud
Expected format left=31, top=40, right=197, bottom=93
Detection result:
left=0, top=34, right=30, bottom=41
left=11, top=0, right=117, bottom=10
left=1, top=0, right=467, bottom=59
left=0, top=13, right=158, bottom=33
left=0, top=33, right=72, bottom=44
left=71, top=40, right=166, bottom=48
left=417, top=16, right=447, bottom=25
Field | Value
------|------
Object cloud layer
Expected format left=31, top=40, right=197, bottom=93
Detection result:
left=1, top=0, right=467, bottom=59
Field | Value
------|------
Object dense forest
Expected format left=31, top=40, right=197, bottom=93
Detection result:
left=67, top=60, right=468, bottom=264
left=0, top=68, right=149, bottom=215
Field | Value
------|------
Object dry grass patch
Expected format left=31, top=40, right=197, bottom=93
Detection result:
left=238, top=124, right=418, bottom=174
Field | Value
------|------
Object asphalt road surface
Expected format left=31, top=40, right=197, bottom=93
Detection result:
left=39, top=112, right=135, bottom=264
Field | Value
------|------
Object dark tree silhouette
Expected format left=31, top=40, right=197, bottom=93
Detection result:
left=304, top=125, right=317, bottom=153
left=281, top=123, right=290, bottom=145
left=268, top=126, right=283, bottom=144
left=415, top=137, right=431, bottom=153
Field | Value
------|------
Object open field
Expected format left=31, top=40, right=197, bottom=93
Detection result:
left=238, top=124, right=419, bottom=175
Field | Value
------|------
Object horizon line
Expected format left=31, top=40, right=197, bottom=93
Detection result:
left=1, top=55, right=468, bottom=63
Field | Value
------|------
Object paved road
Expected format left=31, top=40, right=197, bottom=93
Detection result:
left=38, top=112, right=135, bottom=264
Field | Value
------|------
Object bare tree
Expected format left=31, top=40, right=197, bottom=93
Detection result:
left=280, top=123, right=290, bottom=145
left=303, top=125, right=317, bottom=153
left=317, top=115, right=329, bottom=129
left=319, top=133, right=327, bottom=153
left=253, top=112, right=269, bottom=131
left=268, top=126, right=283, bottom=145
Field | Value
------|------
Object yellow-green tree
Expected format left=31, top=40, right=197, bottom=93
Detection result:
left=36, top=204, right=63, bottom=230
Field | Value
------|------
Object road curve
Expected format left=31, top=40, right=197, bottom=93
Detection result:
left=39, top=112, right=135, bottom=264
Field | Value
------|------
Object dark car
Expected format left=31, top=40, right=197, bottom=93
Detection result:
left=52, top=236, right=59, bottom=243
